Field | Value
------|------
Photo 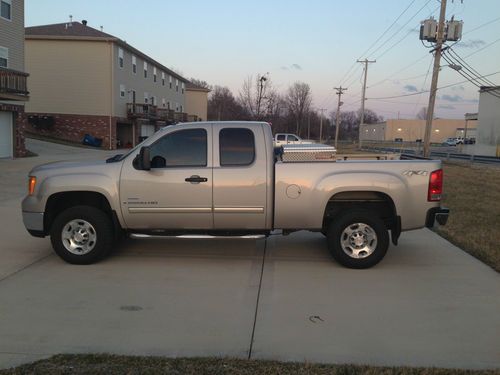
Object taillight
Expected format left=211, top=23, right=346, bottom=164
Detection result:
left=28, top=176, right=37, bottom=195
left=428, top=169, right=443, bottom=202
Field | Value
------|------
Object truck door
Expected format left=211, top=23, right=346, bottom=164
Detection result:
left=212, top=124, right=268, bottom=229
left=119, top=126, right=213, bottom=230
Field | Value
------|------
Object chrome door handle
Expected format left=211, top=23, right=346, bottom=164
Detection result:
left=185, top=175, right=208, bottom=183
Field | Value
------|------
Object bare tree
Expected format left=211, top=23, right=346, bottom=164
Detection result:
left=285, top=82, right=312, bottom=136
left=208, top=86, right=248, bottom=121
left=190, top=78, right=212, bottom=90
left=238, top=75, right=273, bottom=120
left=416, top=107, right=428, bottom=120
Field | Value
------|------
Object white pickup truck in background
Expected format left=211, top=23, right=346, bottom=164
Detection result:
left=274, top=133, right=314, bottom=146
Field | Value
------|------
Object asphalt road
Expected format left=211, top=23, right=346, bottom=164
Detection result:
left=0, top=139, right=499, bottom=370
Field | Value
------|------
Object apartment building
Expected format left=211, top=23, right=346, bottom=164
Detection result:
left=24, top=20, right=195, bottom=149
left=0, top=0, right=29, bottom=158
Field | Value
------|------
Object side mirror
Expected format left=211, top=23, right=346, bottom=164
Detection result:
left=136, top=146, right=151, bottom=170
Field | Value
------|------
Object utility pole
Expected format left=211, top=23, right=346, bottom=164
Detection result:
left=334, top=86, right=347, bottom=149
left=357, top=59, right=376, bottom=148
left=318, top=108, right=326, bottom=143
left=423, top=0, right=447, bottom=157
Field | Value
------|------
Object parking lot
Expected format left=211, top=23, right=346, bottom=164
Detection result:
left=0, top=139, right=499, bottom=370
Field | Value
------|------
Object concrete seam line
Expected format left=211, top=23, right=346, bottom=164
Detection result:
left=248, top=238, right=267, bottom=360
left=0, top=254, right=52, bottom=284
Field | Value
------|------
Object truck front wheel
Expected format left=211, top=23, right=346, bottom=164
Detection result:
left=327, top=210, right=389, bottom=269
left=50, top=206, right=114, bottom=264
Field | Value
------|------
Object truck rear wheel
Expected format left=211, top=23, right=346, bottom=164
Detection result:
left=327, top=209, right=389, bottom=269
left=50, top=205, right=114, bottom=264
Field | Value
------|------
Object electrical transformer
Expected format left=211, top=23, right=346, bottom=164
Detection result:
left=420, top=18, right=438, bottom=42
left=446, top=20, right=463, bottom=41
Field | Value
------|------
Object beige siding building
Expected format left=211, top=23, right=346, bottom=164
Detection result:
left=0, top=0, right=29, bottom=157
left=185, top=82, right=210, bottom=121
left=24, top=21, right=197, bottom=149
left=361, top=118, right=477, bottom=143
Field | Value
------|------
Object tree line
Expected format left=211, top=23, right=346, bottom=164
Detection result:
left=191, top=76, right=383, bottom=141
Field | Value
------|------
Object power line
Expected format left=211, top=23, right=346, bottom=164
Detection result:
left=445, top=48, right=498, bottom=86
left=370, top=0, right=434, bottom=58
left=462, top=16, right=500, bottom=36
left=463, top=37, right=500, bottom=59
left=338, top=0, right=421, bottom=86
left=367, top=71, right=500, bottom=100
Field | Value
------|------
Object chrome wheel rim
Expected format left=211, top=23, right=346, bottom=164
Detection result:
left=340, top=222, right=377, bottom=259
left=61, top=219, right=97, bottom=255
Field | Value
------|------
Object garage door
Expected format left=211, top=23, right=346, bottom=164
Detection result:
left=0, top=111, right=13, bottom=158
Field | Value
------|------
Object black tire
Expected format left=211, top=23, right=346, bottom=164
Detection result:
left=326, top=209, right=389, bottom=269
left=50, top=205, right=114, bottom=264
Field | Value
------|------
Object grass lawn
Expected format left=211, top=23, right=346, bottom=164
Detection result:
left=438, top=162, right=500, bottom=272
left=1, top=354, right=497, bottom=375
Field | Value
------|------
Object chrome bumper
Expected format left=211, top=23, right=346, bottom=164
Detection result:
left=22, top=211, right=45, bottom=237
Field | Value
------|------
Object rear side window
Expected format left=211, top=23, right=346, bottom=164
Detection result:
left=288, top=135, right=299, bottom=141
left=276, top=134, right=286, bottom=141
left=220, top=128, right=255, bottom=166
left=150, top=128, right=207, bottom=168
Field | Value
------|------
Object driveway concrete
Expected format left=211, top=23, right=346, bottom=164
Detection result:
left=0, top=139, right=499, bottom=370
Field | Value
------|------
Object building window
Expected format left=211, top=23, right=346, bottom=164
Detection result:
left=151, top=96, right=156, bottom=106
left=175, top=103, right=179, bottom=112
left=118, top=48, right=124, bottom=68
left=176, top=79, right=179, bottom=92
left=132, top=55, right=137, bottom=74
left=144, top=61, right=148, bottom=78
left=162, top=98, right=166, bottom=107
left=1, top=0, right=11, bottom=20
left=180, top=105, right=183, bottom=112
left=153, top=67, right=157, bottom=83
left=0, top=46, right=8, bottom=68
left=144, top=92, right=149, bottom=104
left=169, top=76, right=172, bottom=89
left=219, top=128, right=255, bottom=166
left=120, top=84, right=126, bottom=98
left=167, top=101, right=171, bottom=110
left=161, top=72, right=165, bottom=86
left=181, top=82, right=185, bottom=94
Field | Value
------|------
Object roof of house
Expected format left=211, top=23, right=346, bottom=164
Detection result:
left=186, top=81, right=211, bottom=92
left=25, top=21, right=189, bottom=83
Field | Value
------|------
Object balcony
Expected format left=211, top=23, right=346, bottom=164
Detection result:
left=127, top=103, right=188, bottom=123
left=0, top=67, right=29, bottom=101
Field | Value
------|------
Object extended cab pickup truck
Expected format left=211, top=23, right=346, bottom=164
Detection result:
left=22, top=122, right=449, bottom=268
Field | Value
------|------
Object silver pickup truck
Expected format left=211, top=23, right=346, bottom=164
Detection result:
left=22, top=121, right=449, bottom=268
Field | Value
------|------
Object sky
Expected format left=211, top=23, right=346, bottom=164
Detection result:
left=25, top=0, right=500, bottom=120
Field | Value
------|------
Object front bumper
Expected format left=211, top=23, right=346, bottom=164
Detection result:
left=425, top=207, right=450, bottom=228
left=22, top=211, right=45, bottom=237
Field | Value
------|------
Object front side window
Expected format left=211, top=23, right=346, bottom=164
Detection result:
left=150, top=128, right=207, bottom=168
left=220, top=128, right=255, bottom=166
left=0, top=46, right=8, bottom=68
left=1, top=0, right=11, bottom=20
left=276, top=134, right=286, bottom=141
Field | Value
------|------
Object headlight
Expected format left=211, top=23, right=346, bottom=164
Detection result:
left=28, top=176, right=37, bottom=195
